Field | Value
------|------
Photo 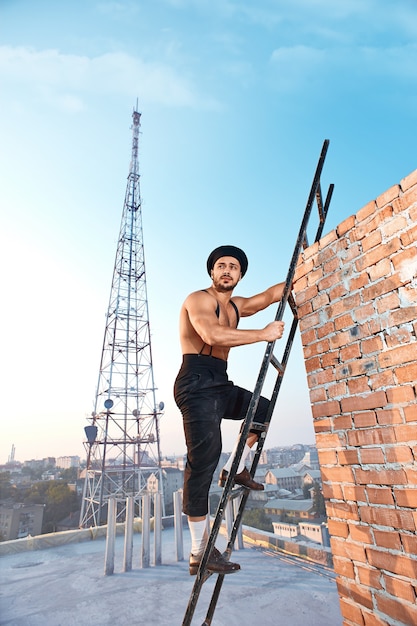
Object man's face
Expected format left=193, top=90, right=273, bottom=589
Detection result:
left=211, top=256, right=241, bottom=292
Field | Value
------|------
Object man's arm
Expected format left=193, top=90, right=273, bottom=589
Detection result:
left=233, top=282, right=286, bottom=318
left=185, top=291, right=284, bottom=348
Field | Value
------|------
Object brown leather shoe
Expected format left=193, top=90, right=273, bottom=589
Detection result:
left=189, top=547, right=241, bottom=575
left=218, top=468, right=264, bottom=491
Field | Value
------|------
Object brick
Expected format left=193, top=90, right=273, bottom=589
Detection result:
left=342, top=484, right=367, bottom=503
left=348, top=427, right=396, bottom=447
left=319, top=229, right=338, bottom=249
left=360, top=447, right=385, bottom=464
left=356, top=564, right=383, bottom=590
left=322, top=481, right=344, bottom=500
left=376, top=593, right=417, bottom=626
left=366, top=546, right=417, bottom=578
left=376, top=292, right=400, bottom=313
left=341, top=391, right=387, bottom=413
left=360, top=506, right=415, bottom=531
left=404, top=404, right=417, bottom=423
left=363, top=274, right=403, bottom=301
left=405, top=466, right=417, bottom=486
left=392, top=246, right=417, bottom=274
left=328, top=294, right=361, bottom=319
left=355, top=467, right=407, bottom=486
left=355, top=302, right=377, bottom=322
left=337, top=448, right=359, bottom=465
left=366, top=487, right=395, bottom=506
left=333, top=414, right=353, bottom=430
left=386, top=445, right=414, bottom=463
left=361, top=336, right=383, bottom=355
left=383, top=572, right=417, bottom=603
left=386, top=382, right=417, bottom=404
left=373, top=529, right=402, bottom=550
left=317, top=448, right=337, bottom=465
left=348, top=523, right=373, bottom=544
left=395, top=423, right=417, bottom=442
left=352, top=411, right=377, bottom=428
left=312, top=399, right=341, bottom=418
left=368, top=370, right=396, bottom=390
left=388, top=305, right=417, bottom=326
left=315, top=432, right=343, bottom=449
left=303, top=338, right=331, bottom=359
left=375, top=408, right=403, bottom=425
left=341, top=343, right=362, bottom=361
left=350, top=272, right=370, bottom=291
left=385, top=327, right=412, bottom=347
left=376, top=184, right=400, bottom=208
left=327, top=381, right=348, bottom=399
left=328, top=519, right=349, bottom=538
left=395, top=488, right=417, bottom=508
left=401, top=223, right=417, bottom=246
left=336, top=359, right=378, bottom=381
left=337, top=578, right=374, bottom=610
left=295, top=284, right=318, bottom=305
left=379, top=343, right=417, bottom=368
left=337, top=215, right=356, bottom=237
left=361, top=228, right=382, bottom=252
left=380, top=214, right=408, bottom=239
left=308, top=367, right=335, bottom=386
left=356, top=200, right=377, bottom=223
left=331, top=536, right=367, bottom=563
left=400, top=532, right=417, bottom=554
left=368, top=257, right=391, bottom=281
left=396, top=362, right=417, bottom=384
left=321, top=465, right=355, bottom=486
left=361, top=611, right=389, bottom=626
left=320, top=353, right=341, bottom=371
left=339, top=597, right=365, bottom=625
left=304, top=355, right=321, bottom=373
left=400, top=168, right=417, bottom=191
left=318, top=270, right=342, bottom=291
left=317, top=320, right=335, bottom=338
left=355, top=238, right=401, bottom=272
left=313, top=417, right=333, bottom=433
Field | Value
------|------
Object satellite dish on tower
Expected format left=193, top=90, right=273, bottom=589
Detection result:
left=104, top=399, right=114, bottom=409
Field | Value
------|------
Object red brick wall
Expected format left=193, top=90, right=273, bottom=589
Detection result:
left=293, top=170, right=417, bottom=626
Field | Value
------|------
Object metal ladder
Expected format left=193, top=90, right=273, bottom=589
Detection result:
left=182, top=139, right=334, bottom=626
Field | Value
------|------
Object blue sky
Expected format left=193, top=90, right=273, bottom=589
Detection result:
left=0, top=0, right=416, bottom=463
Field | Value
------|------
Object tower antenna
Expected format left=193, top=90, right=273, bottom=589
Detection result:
left=80, top=104, right=164, bottom=527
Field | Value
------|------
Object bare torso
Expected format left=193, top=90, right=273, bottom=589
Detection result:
left=179, top=288, right=239, bottom=361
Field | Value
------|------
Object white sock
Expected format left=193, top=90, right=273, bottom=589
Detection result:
left=189, top=519, right=208, bottom=556
left=223, top=443, right=252, bottom=475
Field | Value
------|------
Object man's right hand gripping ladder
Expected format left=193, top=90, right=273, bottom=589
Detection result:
left=182, top=139, right=334, bottom=626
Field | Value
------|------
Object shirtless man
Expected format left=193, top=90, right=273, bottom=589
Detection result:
left=174, top=245, right=285, bottom=575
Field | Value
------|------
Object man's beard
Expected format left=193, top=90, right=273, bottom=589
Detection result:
left=213, top=277, right=237, bottom=292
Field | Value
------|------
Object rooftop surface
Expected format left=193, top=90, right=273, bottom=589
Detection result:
left=0, top=527, right=343, bottom=625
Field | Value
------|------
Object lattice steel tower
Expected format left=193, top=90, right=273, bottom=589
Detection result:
left=80, top=105, right=164, bottom=528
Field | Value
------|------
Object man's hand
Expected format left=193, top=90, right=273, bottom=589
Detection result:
left=262, top=321, right=285, bottom=342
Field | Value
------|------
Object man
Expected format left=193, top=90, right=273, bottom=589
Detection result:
left=174, top=245, right=285, bottom=575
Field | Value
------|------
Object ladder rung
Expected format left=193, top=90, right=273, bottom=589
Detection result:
left=270, top=355, right=284, bottom=373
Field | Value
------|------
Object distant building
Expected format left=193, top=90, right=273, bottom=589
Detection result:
left=264, top=498, right=315, bottom=521
left=0, top=503, right=44, bottom=540
left=56, top=456, right=80, bottom=469
left=265, top=467, right=303, bottom=491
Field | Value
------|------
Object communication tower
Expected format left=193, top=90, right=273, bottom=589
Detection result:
left=80, top=105, right=164, bottom=527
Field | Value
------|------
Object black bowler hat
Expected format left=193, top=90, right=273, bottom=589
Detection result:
left=206, top=245, right=248, bottom=277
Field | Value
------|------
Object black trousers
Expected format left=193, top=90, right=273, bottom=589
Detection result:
left=174, top=354, right=269, bottom=517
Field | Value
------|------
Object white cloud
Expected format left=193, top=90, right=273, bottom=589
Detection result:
left=0, top=45, right=220, bottom=111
